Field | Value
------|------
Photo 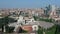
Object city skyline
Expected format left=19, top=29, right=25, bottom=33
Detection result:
left=0, top=0, right=60, bottom=8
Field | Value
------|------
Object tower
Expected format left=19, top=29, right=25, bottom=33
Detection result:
left=49, top=5, right=58, bottom=18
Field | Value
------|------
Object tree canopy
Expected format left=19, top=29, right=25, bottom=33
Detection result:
left=0, top=16, right=17, bottom=28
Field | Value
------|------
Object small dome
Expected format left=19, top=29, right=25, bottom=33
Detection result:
left=32, top=25, right=38, bottom=31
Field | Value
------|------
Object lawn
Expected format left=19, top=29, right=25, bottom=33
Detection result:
left=45, top=25, right=56, bottom=34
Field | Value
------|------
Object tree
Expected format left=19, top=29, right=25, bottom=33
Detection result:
left=37, top=26, right=43, bottom=34
left=5, top=25, right=15, bottom=33
left=0, top=16, right=16, bottom=32
left=55, top=25, right=60, bottom=34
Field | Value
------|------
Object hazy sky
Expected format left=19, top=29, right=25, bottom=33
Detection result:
left=0, top=0, right=60, bottom=8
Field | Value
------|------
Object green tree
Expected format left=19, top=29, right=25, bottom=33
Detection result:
left=0, top=16, right=16, bottom=32
left=37, top=26, right=43, bottom=34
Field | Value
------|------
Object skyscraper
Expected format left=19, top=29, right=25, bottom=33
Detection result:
left=49, top=5, right=58, bottom=18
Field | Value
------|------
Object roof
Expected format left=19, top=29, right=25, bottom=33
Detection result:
left=23, top=21, right=54, bottom=29
left=8, top=20, right=54, bottom=29
left=38, top=21, right=54, bottom=29
left=21, top=25, right=32, bottom=32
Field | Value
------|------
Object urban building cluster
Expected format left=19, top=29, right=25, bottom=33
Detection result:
left=0, top=5, right=60, bottom=19
left=0, top=5, right=60, bottom=34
